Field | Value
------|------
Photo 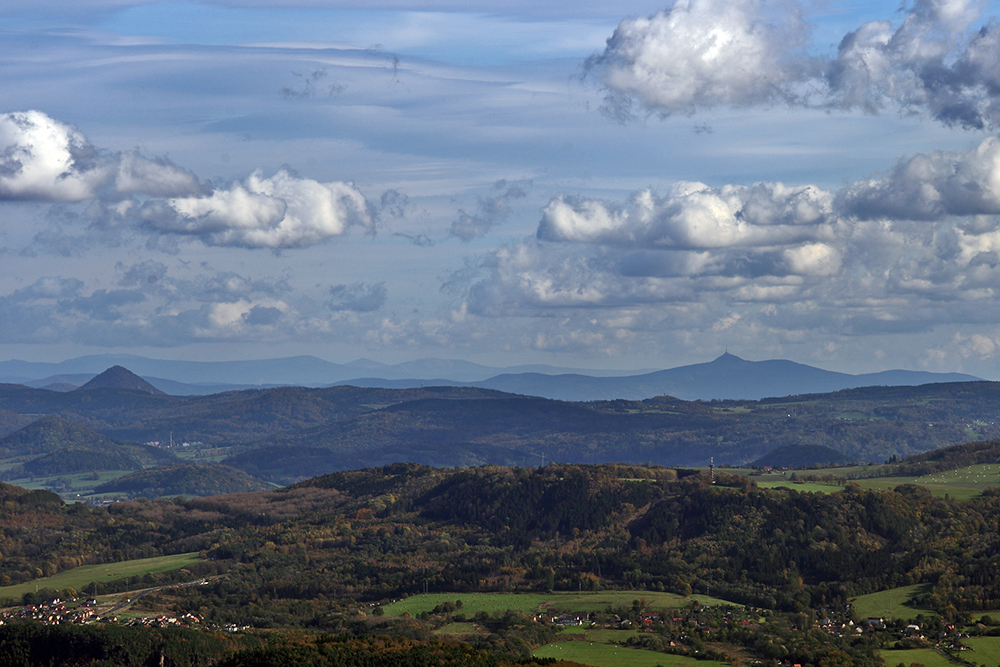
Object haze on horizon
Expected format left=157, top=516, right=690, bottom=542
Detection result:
left=4, top=0, right=1000, bottom=379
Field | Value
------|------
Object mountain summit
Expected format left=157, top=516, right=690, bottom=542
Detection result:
left=77, top=366, right=165, bottom=395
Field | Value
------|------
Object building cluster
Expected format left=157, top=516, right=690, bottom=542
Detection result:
left=0, top=597, right=205, bottom=630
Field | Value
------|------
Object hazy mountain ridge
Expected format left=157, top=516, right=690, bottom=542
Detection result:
left=2, top=367, right=1000, bottom=493
left=1, top=352, right=978, bottom=401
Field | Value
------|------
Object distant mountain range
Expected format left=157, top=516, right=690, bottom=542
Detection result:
left=0, top=352, right=981, bottom=401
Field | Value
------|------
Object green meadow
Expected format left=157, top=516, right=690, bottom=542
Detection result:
left=0, top=552, right=203, bottom=601
left=381, top=591, right=737, bottom=618
left=961, top=636, right=1000, bottom=664
left=533, top=641, right=726, bottom=667
left=853, top=463, right=1000, bottom=500
left=756, top=481, right=845, bottom=493
left=877, top=648, right=954, bottom=667
left=432, top=622, right=481, bottom=636
left=850, top=584, right=936, bottom=621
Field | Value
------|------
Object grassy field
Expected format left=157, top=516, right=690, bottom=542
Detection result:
left=432, top=622, right=481, bottom=636
left=962, top=636, right=1000, bottom=664
left=533, top=641, right=726, bottom=667
left=0, top=552, right=203, bottom=601
left=850, top=584, right=936, bottom=621
left=4, top=469, right=133, bottom=498
left=756, top=481, right=845, bottom=493
left=877, top=648, right=954, bottom=667
left=852, top=464, right=1000, bottom=500
left=585, top=629, right=640, bottom=643
left=382, top=593, right=552, bottom=617
left=741, top=463, right=1000, bottom=500
left=382, top=591, right=737, bottom=618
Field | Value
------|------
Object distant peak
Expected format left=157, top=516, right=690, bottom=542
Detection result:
left=712, top=352, right=745, bottom=363
left=77, top=366, right=164, bottom=395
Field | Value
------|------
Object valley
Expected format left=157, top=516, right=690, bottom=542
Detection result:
left=2, top=369, right=1000, bottom=665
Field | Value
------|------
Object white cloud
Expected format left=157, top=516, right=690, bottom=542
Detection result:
left=589, top=0, right=810, bottom=118
left=838, top=136, right=1000, bottom=220
left=0, top=111, right=112, bottom=201
left=782, top=242, right=841, bottom=276
left=139, top=170, right=372, bottom=249
left=537, top=182, right=834, bottom=249
left=591, top=0, right=1000, bottom=129
left=0, top=111, right=206, bottom=203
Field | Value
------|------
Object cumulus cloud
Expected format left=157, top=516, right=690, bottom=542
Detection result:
left=0, top=111, right=371, bottom=251
left=445, top=135, right=1000, bottom=354
left=590, top=0, right=1000, bottom=128
left=0, top=110, right=112, bottom=201
left=588, top=0, right=811, bottom=119
left=0, top=111, right=204, bottom=202
left=449, top=179, right=530, bottom=242
left=138, top=170, right=372, bottom=249
left=538, top=182, right=834, bottom=249
left=838, top=136, right=1000, bottom=220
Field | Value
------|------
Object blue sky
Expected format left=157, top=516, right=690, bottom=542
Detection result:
left=4, top=0, right=1000, bottom=377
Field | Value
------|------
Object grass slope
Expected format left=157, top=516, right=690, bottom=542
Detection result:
left=877, top=648, right=954, bottom=667
left=0, top=552, right=203, bottom=601
left=850, top=584, right=937, bottom=621
left=382, top=591, right=737, bottom=618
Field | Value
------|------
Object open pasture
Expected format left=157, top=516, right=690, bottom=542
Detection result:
left=534, top=641, right=726, bottom=667
left=853, top=463, right=1000, bottom=500
left=0, top=552, right=202, bottom=601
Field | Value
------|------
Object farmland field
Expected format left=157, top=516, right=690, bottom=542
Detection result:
left=534, top=641, right=727, bottom=667
left=0, top=552, right=203, bottom=601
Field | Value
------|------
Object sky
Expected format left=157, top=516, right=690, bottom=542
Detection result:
left=5, top=0, right=1000, bottom=377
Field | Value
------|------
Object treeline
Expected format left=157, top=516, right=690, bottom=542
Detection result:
left=0, top=622, right=240, bottom=666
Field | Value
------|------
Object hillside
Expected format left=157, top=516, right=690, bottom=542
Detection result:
left=0, top=409, right=33, bottom=438
left=0, top=415, right=133, bottom=457
left=0, top=416, right=178, bottom=485
left=752, top=444, right=853, bottom=468
left=0, top=461, right=998, bottom=667
left=93, top=462, right=273, bottom=498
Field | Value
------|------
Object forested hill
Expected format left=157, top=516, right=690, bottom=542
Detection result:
left=3, top=375, right=1000, bottom=487
left=4, top=462, right=1000, bottom=621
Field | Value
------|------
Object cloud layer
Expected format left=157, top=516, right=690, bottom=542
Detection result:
left=590, top=0, right=1000, bottom=128
left=450, top=136, right=1000, bottom=360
